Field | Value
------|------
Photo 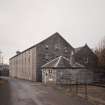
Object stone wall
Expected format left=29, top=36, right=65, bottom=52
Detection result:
left=74, top=45, right=98, bottom=67
left=36, top=33, right=73, bottom=81
left=42, top=68, right=94, bottom=85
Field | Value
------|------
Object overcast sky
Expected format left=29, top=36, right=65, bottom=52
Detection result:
left=0, top=0, right=105, bottom=64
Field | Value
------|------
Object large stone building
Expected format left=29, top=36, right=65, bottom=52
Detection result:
left=74, top=44, right=98, bottom=67
left=9, top=32, right=74, bottom=81
left=9, top=32, right=98, bottom=82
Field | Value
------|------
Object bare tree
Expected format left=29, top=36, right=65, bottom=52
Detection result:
left=95, top=37, right=105, bottom=66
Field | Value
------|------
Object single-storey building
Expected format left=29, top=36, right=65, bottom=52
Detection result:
left=0, top=64, right=9, bottom=76
left=42, top=56, right=94, bottom=85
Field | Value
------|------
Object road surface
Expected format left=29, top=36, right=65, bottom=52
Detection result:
left=0, top=77, right=94, bottom=105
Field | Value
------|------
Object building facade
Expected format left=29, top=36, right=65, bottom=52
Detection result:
left=9, top=32, right=98, bottom=82
left=9, top=32, right=74, bottom=81
left=42, top=56, right=94, bottom=85
left=0, top=64, right=9, bottom=76
left=74, top=44, right=98, bottom=67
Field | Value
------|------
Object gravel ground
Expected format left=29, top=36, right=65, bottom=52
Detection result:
left=0, top=77, right=94, bottom=105
left=77, top=85, right=105, bottom=105
left=55, top=85, right=105, bottom=105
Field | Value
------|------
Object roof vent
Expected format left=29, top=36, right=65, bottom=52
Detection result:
left=16, top=51, right=21, bottom=55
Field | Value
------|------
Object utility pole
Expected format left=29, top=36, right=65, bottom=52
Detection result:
left=0, top=50, right=3, bottom=64
left=76, top=77, right=78, bottom=95
left=2, top=56, right=3, bottom=64
left=84, top=71, right=88, bottom=100
left=0, top=51, right=2, bottom=64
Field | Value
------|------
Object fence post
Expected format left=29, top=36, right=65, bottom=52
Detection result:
left=84, top=81, right=88, bottom=99
left=76, top=78, right=78, bottom=95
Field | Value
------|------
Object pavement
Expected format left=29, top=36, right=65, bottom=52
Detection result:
left=0, top=77, right=94, bottom=105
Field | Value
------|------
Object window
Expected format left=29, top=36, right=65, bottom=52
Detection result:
left=28, top=56, right=30, bottom=63
left=46, top=72, right=48, bottom=76
left=84, top=57, right=88, bottom=64
left=64, top=47, right=68, bottom=53
left=49, top=69, right=52, bottom=73
left=71, top=51, right=74, bottom=55
left=45, top=53, right=50, bottom=61
left=55, top=44, right=59, bottom=50
left=25, top=57, right=26, bottom=63
left=45, top=45, right=49, bottom=49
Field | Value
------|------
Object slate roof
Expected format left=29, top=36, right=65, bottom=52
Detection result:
left=74, top=46, right=84, bottom=53
left=74, top=44, right=96, bottom=56
left=10, top=32, right=73, bottom=60
left=42, top=56, right=71, bottom=68
left=72, top=62, right=85, bottom=68
left=74, top=44, right=90, bottom=53
left=42, top=56, right=84, bottom=68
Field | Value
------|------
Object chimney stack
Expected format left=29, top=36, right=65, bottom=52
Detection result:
left=16, top=51, right=21, bottom=55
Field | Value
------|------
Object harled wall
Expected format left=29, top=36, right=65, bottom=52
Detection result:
left=9, top=47, right=37, bottom=81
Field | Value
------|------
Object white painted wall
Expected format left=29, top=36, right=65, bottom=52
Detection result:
left=9, top=46, right=37, bottom=81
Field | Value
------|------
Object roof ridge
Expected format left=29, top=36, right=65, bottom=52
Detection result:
left=55, top=56, right=62, bottom=67
left=10, top=32, right=73, bottom=60
left=41, top=56, right=60, bottom=68
left=41, top=56, right=71, bottom=68
left=62, top=56, right=70, bottom=62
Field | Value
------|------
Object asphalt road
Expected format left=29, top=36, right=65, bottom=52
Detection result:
left=0, top=77, right=94, bottom=105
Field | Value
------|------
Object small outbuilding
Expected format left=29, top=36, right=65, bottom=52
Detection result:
left=41, top=56, right=94, bottom=85
left=0, top=64, right=9, bottom=76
